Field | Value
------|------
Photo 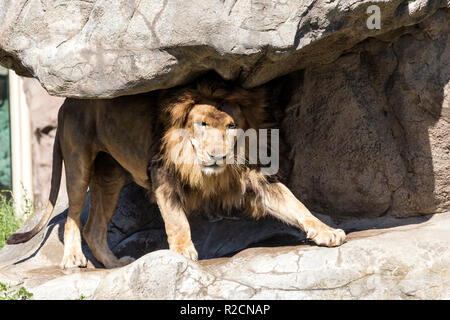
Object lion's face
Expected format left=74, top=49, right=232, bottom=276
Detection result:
left=161, top=80, right=268, bottom=188
left=185, top=101, right=245, bottom=176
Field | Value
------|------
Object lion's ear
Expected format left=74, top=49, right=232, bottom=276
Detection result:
left=162, top=90, right=196, bottom=128
left=170, top=98, right=195, bottom=128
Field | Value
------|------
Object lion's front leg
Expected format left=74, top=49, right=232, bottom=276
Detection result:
left=154, top=184, right=198, bottom=261
left=263, top=182, right=346, bottom=247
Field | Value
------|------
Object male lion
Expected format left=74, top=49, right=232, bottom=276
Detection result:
left=7, top=76, right=346, bottom=269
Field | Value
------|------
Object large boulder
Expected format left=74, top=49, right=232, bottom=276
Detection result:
left=0, top=0, right=447, bottom=98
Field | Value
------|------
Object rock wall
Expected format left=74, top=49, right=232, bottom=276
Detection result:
left=281, top=11, right=450, bottom=217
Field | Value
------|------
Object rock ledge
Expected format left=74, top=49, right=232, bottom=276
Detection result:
left=0, top=207, right=448, bottom=300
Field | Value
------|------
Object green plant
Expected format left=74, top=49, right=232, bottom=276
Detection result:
left=0, top=191, right=23, bottom=249
left=0, top=188, right=35, bottom=249
left=19, top=184, right=35, bottom=220
left=0, top=282, right=33, bottom=300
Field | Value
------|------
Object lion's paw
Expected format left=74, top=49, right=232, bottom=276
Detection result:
left=61, top=252, right=88, bottom=269
left=172, top=243, right=199, bottom=261
left=307, top=227, right=346, bottom=247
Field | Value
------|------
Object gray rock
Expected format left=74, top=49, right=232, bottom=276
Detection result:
left=0, top=0, right=447, bottom=98
left=1, top=197, right=449, bottom=299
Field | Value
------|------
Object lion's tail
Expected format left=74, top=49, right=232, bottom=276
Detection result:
left=6, top=129, right=63, bottom=245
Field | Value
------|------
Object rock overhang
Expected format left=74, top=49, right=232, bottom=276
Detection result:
left=0, top=0, right=448, bottom=98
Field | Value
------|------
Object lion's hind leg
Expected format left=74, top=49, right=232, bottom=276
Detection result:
left=61, top=151, right=93, bottom=269
left=83, top=153, right=135, bottom=269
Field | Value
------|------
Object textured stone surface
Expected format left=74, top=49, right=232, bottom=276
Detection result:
left=280, top=11, right=450, bottom=217
left=0, top=196, right=448, bottom=299
left=0, top=0, right=448, bottom=98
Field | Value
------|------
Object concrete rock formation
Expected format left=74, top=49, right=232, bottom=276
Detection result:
left=0, top=0, right=447, bottom=98
left=281, top=15, right=450, bottom=217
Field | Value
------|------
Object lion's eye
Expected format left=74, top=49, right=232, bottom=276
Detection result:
left=195, top=121, right=207, bottom=127
left=227, top=123, right=237, bottom=129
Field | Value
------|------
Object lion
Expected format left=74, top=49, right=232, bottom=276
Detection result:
left=7, top=76, right=346, bottom=269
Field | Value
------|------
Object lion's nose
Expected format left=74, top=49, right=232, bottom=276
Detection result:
left=207, top=152, right=227, bottom=162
